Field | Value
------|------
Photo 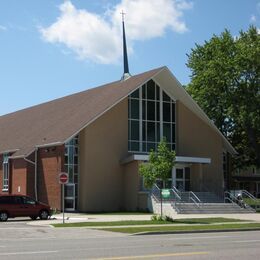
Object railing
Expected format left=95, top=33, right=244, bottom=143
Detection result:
left=241, top=190, right=257, bottom=200
left=229, top=190, right=260, bottom=210
left=151, top=185, right=202, bottom=213
left=189, top=191, right=202, bottom=208
left=150, top=184, right=182, bottom=213
left=224, top=191, right=256, bottom=212
left=224, top=191, right=240, bottom=205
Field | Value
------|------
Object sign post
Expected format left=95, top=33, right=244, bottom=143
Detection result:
left=161, top=189, right=170, bottom=217
left=59, top=172, right=68, bottom=224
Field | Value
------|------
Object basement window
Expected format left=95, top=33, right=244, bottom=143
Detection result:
left=2, top=154, right=9, bottom=191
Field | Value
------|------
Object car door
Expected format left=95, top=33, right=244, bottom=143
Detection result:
left=11, top=196, right=25, bottom=217
left=21, top=196, right=38, bottom=217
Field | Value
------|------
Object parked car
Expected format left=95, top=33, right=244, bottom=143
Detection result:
left=0, top=195, right=51, bottom=221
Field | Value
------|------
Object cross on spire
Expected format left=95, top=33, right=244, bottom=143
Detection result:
left=120, top=10, right=126, bottom=22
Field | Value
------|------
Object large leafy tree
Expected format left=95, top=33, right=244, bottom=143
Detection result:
left=186, top=26, right=260, bottom=169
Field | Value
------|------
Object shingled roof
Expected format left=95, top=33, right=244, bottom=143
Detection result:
left=0, top=66, right=236, bottom=158
left=0, top=67, right=164, bottom=158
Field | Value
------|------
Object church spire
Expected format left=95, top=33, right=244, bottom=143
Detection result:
left=121, top=10, right=131, bottom=81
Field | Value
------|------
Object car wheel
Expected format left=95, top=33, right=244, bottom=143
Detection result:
left=0, top=212, right=8, bottom=222
left=30, top=216, right=37, bottom=220
left=39, top=210, right=49, bottom=220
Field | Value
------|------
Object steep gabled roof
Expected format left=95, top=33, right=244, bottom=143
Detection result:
left=0, top=67, right=164, bottom=158
left=0, top=66, right=236, bottom=158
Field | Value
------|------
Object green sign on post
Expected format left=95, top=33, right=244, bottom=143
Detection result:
left=161, top=189, right=170, bottom=199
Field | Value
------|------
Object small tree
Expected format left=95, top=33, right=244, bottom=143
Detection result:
left=139, top=138, right=175, bottom=216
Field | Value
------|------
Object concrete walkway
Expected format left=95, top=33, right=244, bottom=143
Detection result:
left=28, top=212, right=260, bottom=226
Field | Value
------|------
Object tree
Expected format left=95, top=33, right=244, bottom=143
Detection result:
left=139, top=138, right=175, bottom=189
left=186, top=26, right=260, bottom=169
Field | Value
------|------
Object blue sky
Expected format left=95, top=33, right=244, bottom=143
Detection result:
left=0, top=0, right=259, bottom=115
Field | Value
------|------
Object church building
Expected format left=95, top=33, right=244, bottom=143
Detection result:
left=0, top=17, right=236, bottom=212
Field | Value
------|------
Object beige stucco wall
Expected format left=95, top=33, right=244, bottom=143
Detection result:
left=123, top=161, right=139, bottom=211
left=176, top=101, right=224, bottom=194
left=78, top=98, right=128, bottom=212
left=123, top=161, right=149, bottom=211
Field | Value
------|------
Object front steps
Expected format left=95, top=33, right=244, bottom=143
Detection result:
left=193, top=192, right=223, bottom=203
left=150, top=194, right=255, bottom=217
left=176, top=203, right=255, bottom=214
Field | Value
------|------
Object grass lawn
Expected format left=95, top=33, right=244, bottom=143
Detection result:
left=244, top=198, right=260, bottom=210
left=100, top=223, right=260, bottom=234
left=52, top=217, right=245, bottom=228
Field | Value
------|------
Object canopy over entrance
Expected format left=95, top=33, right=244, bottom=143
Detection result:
left=120, top=154, right=211, bottom=165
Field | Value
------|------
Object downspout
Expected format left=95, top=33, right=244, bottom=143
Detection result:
left=34, top=147, right=38, bottom=201
left=24, top=147, right=38, bottom=201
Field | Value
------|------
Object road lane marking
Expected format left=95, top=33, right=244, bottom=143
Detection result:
left=90, top=251, right=209, bottom=260
left=0, top=250, right=58, bottom=256
left=234, top=239, right=260, bottom=243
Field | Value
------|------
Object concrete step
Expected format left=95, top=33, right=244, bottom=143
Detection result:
left=175, top=203, right=255, bottom=214
left=193, top=192, right=223, bottom=203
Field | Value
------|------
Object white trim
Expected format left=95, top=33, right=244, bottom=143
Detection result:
left=120, top=154, right=211, bottom=164
left=176, top=156, right=211, bottom=164
left=0, top=149, right=19, bottom=155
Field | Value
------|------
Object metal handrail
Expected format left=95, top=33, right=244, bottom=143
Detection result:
left=224, top=196, right=237, bottom=205
left=228, top=189, right=260, bottom=210
left=224, top=191, right=251, bottom=209
left=172, top=186, right=181, bottom=197
left=241, top=190, right=257, bottom=200
left=172, top=187, right=202, bottom=208
left=189, top=191, right=202, bottom=207
left=151, top=184, right=161, bottom=202
left=171, top=188, right=181, bottom=201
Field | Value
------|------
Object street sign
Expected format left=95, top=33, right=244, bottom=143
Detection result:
left=59, top=172, right=68, bottom=224
left=59, top=172, right=68, bottom=184
left=161, top=189, right=170, bottom=199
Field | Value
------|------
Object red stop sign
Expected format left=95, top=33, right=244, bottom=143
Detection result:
left=59, top=172, right=68, bottom=184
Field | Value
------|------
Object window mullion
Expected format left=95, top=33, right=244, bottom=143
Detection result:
left=139, top=88, right=142, bottom=152
left=160, top=88, right=163, bottom=140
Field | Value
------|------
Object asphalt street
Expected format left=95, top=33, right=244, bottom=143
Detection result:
left=1, top=219, right=260, bottom=259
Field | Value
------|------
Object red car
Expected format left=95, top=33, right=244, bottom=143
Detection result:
left=0, top=195, right=51, bottom=221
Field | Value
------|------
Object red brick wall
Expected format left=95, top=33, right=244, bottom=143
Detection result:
left=37, top=145, right=64, bottom=210
left=26, top=157, right=35, bottom=198
left=0, top=146, right=64, bottom=210
left=0, top=154, right=3, bottom=194
left=11, top=158, right=27, bottom=195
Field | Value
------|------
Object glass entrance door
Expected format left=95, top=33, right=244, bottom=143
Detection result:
left=65, top=184, right=75, bottom=211
left=174, top=167, right=190, bottom=191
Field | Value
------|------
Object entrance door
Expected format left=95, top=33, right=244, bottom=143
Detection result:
left=173, top=167, right=190, bottom=191
left=65, top=184, right=75, bottom=211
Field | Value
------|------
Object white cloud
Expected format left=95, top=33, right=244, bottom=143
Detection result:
left=250, top=15, right=257, bottom=23
left=0, top=25, right=7, bottom=31
left=40, top=1, right=121, bottom=64
left=40, top=0, right=192, bottom=64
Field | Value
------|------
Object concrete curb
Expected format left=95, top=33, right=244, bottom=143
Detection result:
left=132, top=228, right=260, bottom=236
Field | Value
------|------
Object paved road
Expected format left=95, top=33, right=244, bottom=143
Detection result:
left=1, top=219, right=260, bottom=259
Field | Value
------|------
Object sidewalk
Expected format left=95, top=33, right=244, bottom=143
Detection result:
left=27, top=212, right=260, bottom=226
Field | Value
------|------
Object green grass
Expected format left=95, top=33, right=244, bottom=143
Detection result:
left=244, top=198, right=260, bottom=207
left=52, top=217, right=245, bottom=228
left=101, top=223, right=260, bottom=234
